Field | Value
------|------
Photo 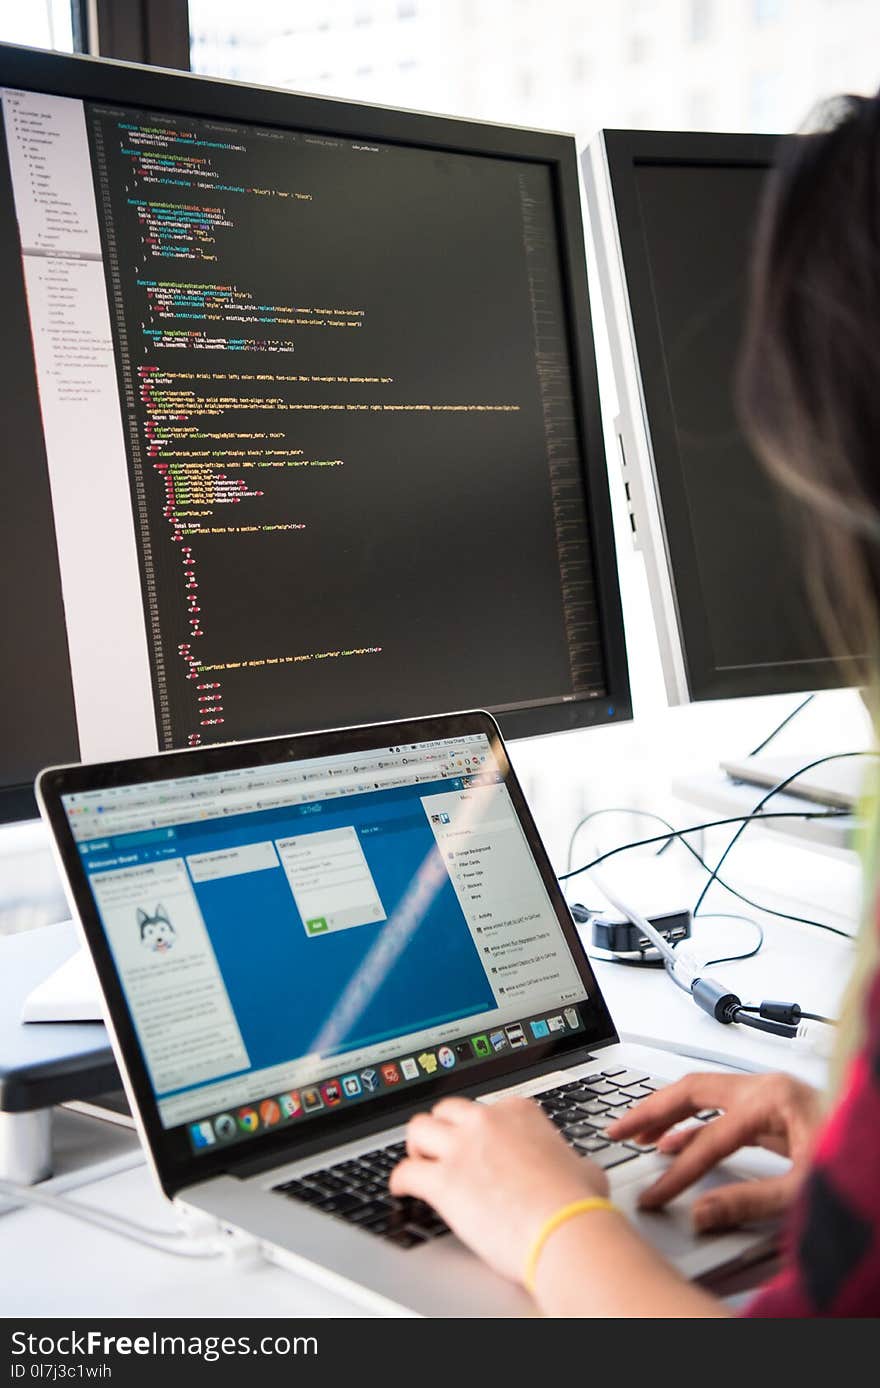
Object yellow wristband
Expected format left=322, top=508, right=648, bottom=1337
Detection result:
left=524, top=1197, right=620, bottom=1295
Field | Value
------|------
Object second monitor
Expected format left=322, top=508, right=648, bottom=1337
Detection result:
left=584, top=128, right=862, bottom=705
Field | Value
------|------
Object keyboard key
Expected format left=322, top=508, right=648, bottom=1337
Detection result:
left=415, top=1219, right=450, bottom=1239
left=574, top=1098, right=611, bottom=1116
left=623, top=1140, right=656, bottom=1153
left=329, top=1160, right=363, bottom=1177
left=610, top=1070, right=649, bottom=1087
left=344, top=1203, right=387, bottom=1226
left=573, top=1135, right=610, bottom=1154
left=602, top=1092, right=632, bottom=1108
left=386, top=1229, right=427, bottom=1249
left=273, top=1178, right=308, bottom=1194
left=309, top=1173, right=349, bottom=1193
left=696, top=1109, right=720, bottom=1121
left=279, top=1182, right=326, bottom=1205
left=620, top=1084, right=655, bottom=1100
left=364, top=1215, right=393, bottom=1236
left=579, top=1079, right=619, bottom=1096
left=563, top=1120, right=602, bottom=1140
left=316, top=1192, right=367, bottom=1215
left=592, top=1144, right=642, bottom=1170
left=600, top=1065, right=627, bottom=1077
left=406, top=1202, right=449, bottom=1234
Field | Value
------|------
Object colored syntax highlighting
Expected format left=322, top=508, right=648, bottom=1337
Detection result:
left=86, top=105, right=583, bottom=750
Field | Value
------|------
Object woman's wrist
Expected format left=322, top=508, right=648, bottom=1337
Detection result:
left=524, top=1197, right=621, bottom=1294
left=531, top=1204, right=730, bottom=1318
left=531, top=1203, right=629, bottom=1314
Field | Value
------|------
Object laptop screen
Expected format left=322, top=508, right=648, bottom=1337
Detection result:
left=59, top=727, right=598, bottom=1162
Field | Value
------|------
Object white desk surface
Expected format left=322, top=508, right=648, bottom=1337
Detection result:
left=0, top=830, right=857, bottom=1318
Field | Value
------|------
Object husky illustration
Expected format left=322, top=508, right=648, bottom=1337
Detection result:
left=137, top=905, right=176, bottom=954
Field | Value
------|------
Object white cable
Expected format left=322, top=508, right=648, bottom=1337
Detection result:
left=587, top=866, right=676, bottom=963
left=0, top=1178, right=224, bottom=1258
left=793, top=1019, right=837, bottom=1058
left=0, top=1150, right=146, bottom=1218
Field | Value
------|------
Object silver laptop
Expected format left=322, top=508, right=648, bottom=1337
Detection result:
left=37, top=710, right=776, bottom=1317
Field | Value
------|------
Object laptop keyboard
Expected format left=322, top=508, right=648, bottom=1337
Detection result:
left=273, top=1064, right=714, bottom=1249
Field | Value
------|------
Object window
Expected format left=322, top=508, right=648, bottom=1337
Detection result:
left=188, top=1, right=880, bottom=143
left=0, top=0, right=75, bottom=52
left=750, top=70, right=781, bottom=128
left=688, top=88, right=714, bottom=128
left=689, top=0, right=713, bottom=43
left=754, top=0, right=784, bottom=22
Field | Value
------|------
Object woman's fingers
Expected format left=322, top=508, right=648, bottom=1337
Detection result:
left=430, top=1097, right=479, bottom=1125
left=656, top=1122, right=703, bottom=1156
left=406, top=1111, right=457, bottom=1159
left=692, top=1174, right=796, bottom=1232
left=638, top=1110, right=755, bottom=1210
left=389, top=1155, right=442, bottom=1202
left=608, top=1073, right=740, bottom=1144
left=405, top=1097, right=480, bottom=1159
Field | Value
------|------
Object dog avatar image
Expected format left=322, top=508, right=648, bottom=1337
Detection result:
left=137, top=905, right=176, bottom=955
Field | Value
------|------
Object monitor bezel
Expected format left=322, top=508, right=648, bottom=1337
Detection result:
left=37, top=709, right=617, bottom=1198
left=0, top=42, right=631, bottom=823
left=599, top=127, right=860, bottom=702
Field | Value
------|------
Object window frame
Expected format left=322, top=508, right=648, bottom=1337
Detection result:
left=75, top=0, right=191, bottom=70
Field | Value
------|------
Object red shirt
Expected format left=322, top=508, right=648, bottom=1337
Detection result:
left=745, top=956, right=880, bottom=1316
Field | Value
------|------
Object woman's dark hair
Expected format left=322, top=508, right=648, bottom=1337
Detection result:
left=738, top=91, right=880, bottom=681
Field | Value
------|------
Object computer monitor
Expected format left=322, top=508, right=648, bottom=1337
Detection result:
left=0, top=44, right=631, bottom=824
left=583, top=129, right=861, bottom=705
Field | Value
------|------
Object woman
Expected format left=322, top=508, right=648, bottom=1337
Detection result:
left=390, top=91, right=880, bottom=1317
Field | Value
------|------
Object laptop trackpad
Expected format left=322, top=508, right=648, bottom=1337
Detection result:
left=612, top=1152, right=782, bottom=1279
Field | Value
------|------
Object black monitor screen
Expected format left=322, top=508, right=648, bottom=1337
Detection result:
left=0, top=49, right=630, bottom=820
left=621, top=146, right=856, bottom=699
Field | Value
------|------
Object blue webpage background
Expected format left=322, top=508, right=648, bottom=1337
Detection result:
left=82, top=777, right=497, bottom=1098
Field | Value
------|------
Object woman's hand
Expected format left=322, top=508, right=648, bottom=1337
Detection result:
left=607, top=1071, right=824, bottom=1231
left=389, top=1095, right=608, bottom=1284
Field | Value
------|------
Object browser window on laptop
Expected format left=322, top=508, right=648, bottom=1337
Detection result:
left=59, top=731, right=592, bottom=1159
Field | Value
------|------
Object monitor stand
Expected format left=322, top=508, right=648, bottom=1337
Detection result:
left=21, top=937, right=103, bottom=1023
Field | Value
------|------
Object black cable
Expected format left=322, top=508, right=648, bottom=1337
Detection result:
left=731, top=1008, right=798, bottom=1039
left=699, top=912, right=764, bottom=966
left=561, top=810, right=845, bottom=875
left=748, top=694, right=815, bottom=758
left=692, top=750, right=875, bottom=919
left=566, top=806, right=669, bottom=875
left=653, top=694, right=815, bottom=859
left=568, top=805, right=845, bottom=1038
left=736, top=1003, right=837, bottom=1026
left=561, top=808, right=855, bottom=939
left=568, top=807, right=786, bottom=935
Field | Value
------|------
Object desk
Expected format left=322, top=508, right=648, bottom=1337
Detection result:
left=1, top=902, right=853, bottom=1317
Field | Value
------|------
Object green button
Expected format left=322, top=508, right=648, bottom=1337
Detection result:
left=306, top=917, right=328, bottom=935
